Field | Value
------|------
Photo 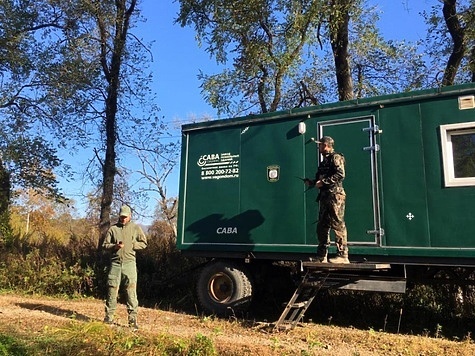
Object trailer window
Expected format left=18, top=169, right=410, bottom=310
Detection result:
left=440, top=122, right=475, bottom=187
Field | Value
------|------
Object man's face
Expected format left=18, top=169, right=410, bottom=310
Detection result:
left=119, top=215, right=131, bottom=224
left=318, top=142, right=329, bottom=154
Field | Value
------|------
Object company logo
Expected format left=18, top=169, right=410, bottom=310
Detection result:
left=197, top=154, right=220, bottom=167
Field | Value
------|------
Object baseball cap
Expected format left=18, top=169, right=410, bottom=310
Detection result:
left=316, top=136, right=334, bottom=145
left=119, top=205, right=131, bottom=217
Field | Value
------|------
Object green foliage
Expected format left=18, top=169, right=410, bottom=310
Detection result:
left=46, top=322, right=148, bottom=355
left=0, top=0, right=81, bottom=203
left=0, top=334, right=27, bottom=356
left=422, top=0, right=475, bottom=85
left=0, top=321, right=218, bottom=356
left=0, top=248, right=95, bottom=296
left=136, top=220, right=204, bottom=308
left=179, top=0, right=329, bottom=115
left=1, top=0, right=166, bottom=229
left=2, top=200, right=473, bottom=342
left=0, top=211, right=12, bottom=247
left=348, top=5, right=427, bottom=97
left=2, top=137, right=64, bottom=202
left=188, top=333, right=217, bottom=356
left=178, top=0, right=431, bottom=116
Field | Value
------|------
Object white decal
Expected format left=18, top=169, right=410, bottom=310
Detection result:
left=198, top=152, right=240, bottom=180
left=217, top=227, right=238, bottom=234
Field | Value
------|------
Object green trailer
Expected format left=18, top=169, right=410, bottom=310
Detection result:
left=177, top=83, right=475, bottom=315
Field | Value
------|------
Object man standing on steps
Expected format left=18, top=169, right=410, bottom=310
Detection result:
left=102, top=205, right=148, bottom=329
left=305, top=136, right=349, bottom=264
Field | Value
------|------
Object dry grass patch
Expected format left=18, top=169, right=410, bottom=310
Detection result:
left=0, top=293, right=473, bottom=355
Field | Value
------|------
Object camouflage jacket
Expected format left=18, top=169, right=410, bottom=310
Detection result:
left=316, top=152, right=346, bottom=195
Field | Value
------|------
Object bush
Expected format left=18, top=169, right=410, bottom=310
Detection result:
left=187, top=333, right=216, bottom=356
left=0, top=248, right=95, bottom=296
left=0, top=333, right=27, bottom=356
left=134, top=222, right=205, bottom=310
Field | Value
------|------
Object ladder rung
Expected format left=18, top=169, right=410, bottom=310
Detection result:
left=302, top=281, right=324, bottom=287
left=273, top=272, right=323, bottom=331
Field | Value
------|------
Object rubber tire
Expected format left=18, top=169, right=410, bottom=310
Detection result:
left=196, top=261, right=253, bottom=316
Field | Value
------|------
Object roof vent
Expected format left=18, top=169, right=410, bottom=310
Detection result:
left=458, top=95, right=475, bottom=110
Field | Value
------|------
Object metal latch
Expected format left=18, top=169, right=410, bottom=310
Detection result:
left=367, top=228, right=385, bottom=236
left=362, top=125, right=383, bottom=134
left=363, top=144, right=380, bottom=152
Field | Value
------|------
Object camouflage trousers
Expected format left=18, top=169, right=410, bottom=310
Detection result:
left=316, top=192, right=348, bottom=257
left=105, top=260, right=138, bottom=322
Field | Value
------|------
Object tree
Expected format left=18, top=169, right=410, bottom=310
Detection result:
left=89, top=0, right=139, bottom=242
left=423, top=0, right=475, bottom=85
left=0, top=1, right=72, bottom=210
left=328, top=0, right=354, bottom=101
left=53, top=0, right=172, bottom=242
left=346, top=5, right=427, bottom=97
left=442, top=0, right=466, bottom=85
left=0, top=160, right=11, bottom=241
left=178, top=0, right=326, bottom=116
left=9, top=190, right=75, bottom=245
left=177, top=0, right=428, bottom=116
left=1, top=0, right=168, bottom=243
left=2, top=136, right=62, bottom=199
left=124, top=119, right=180, bottom=237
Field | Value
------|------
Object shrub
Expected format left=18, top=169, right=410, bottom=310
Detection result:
left=0, top=248, right=95, bottom=296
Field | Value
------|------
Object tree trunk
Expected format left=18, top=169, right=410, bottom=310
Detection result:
left=442, top=0, right=465, bottom=86
left=98, top=0, right=137, bottom=246
left=0, top=160, right=12, bottom=240
left=470, top=45, right=475, bottom=82
left=329, top=0, right=354, bottom=101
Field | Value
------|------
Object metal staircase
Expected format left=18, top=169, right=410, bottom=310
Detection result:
left=273, top=271, right=329, bottom=331
left=273, top=262, right=405, bottom=331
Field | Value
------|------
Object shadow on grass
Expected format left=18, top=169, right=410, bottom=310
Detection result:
left=16, top=303, right=94, bottom=322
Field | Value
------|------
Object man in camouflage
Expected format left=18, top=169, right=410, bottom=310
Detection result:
left=305, top=136, right=349, bottom=264
left=102, top=205, right=148, bottom=329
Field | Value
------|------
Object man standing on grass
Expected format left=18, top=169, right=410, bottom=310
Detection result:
left=102, top=205, right=147, bottom=329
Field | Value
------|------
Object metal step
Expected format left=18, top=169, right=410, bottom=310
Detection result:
left=273, top=262, right=407, bottom=331
left=302, top=262, right=392, bottom=270
left=301, top=262, right=406, bottom=293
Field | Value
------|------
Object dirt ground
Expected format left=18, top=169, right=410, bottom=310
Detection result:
left=0, top=293, right=474, bottom=355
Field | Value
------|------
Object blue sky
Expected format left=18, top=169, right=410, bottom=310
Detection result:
left=59, top=0, right=433, bottom=223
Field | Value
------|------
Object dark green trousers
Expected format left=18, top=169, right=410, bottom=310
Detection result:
left=105, top=260, right=138, bottom=322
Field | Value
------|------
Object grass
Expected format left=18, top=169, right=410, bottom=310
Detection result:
left=0, top=323, right=216, bottom=356
left=0, top=292, right=474, bottom=355
left=1, top=318, right=474, bottom=355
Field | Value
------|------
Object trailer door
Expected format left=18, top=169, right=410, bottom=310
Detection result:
left=318, top=116, right=381, bottom=246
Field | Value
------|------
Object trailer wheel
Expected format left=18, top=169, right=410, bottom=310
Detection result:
left=196, top=261, right=253, bottom=316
